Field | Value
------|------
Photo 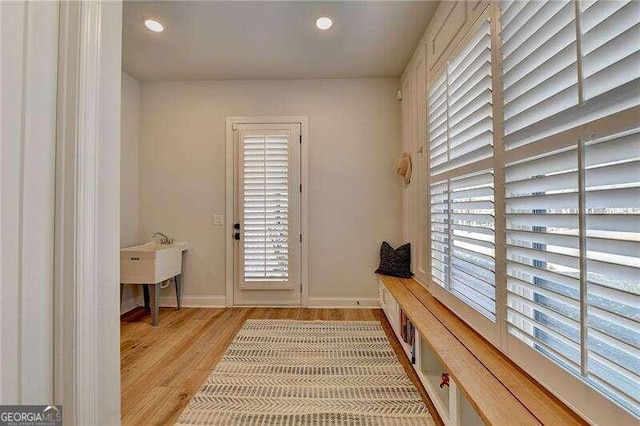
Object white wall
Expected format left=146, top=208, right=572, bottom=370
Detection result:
left=137, top=78, right=402, bottom=305
left=0, top=0, right=58, bottom=404
left=121, top=72, right=140, bottom=247
left=120, top=72, right=140, bottom=310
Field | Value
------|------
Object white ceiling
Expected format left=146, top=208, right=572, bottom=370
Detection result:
left=122, top=1, right=439, bottom=81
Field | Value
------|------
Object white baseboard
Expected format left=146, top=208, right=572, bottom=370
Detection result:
left=160, top=295, right=226, bottom=308
left=119, top=295, right=226, bottom=314
left=307, top=297, right=380, bottom=308
left=121, top=295, right=380, bottom=312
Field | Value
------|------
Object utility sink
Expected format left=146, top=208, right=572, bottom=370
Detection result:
left=120, top=241, right=189, bottom=284
left=120, top=241, right=189, bottom=326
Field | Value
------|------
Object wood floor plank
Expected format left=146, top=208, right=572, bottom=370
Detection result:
left=198, top=308, right=253, bottom=357
left=342, top=309, right=360, bottom=321
left=121, top=312, right=228, bottom=414
left=121, top=307, right=440, bottom=425
left=121, top=386, right=171, bottom=426
left=328, top=308, right=342, bottom=321
left=146, top=368, right=212, bottom=426
left=121, top=317, right=204, bottom=392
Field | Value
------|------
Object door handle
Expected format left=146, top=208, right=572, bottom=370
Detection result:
left=234, top=223, right=240, bottom=230
left=234, top=232, right=240, bottom=240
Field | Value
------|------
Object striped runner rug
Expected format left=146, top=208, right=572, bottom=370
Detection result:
left=176, top=319, right=436, bottom=425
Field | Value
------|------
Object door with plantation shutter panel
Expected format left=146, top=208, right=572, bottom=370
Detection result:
left=233, top=123, right=301, bottom=306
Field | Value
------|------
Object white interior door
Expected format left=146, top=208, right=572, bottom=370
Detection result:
left=233, top=123, right=301, bottom=305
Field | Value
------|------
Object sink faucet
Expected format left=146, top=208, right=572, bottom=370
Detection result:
left=153, top=232, right=173, bottom=245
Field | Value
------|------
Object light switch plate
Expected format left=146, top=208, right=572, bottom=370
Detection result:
left=213, top=214, right=224, bottom=226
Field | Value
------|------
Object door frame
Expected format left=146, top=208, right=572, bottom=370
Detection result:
left=54, top=1, right=122, bottom=423
left=225, top=117, right=309, bottom=307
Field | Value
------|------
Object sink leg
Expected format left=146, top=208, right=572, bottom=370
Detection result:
left=150, top=283, right=161, bottom=326
left=174, top=275, right=181, bottom=310
left=143, top=284, right=150, bottom=310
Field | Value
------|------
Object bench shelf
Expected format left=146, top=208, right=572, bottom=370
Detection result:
left=377, top=274, right=584, bottom=426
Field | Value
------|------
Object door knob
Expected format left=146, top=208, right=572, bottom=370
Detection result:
left=234, top=232, right=240, bottom=240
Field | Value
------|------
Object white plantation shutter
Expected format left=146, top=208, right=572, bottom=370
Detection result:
left=428, top=19, right=493, bottom=175
left=450, top=172, right=496, bottom=320
left=447, top=21, right=493, bottom=171
left=580, top=0, right=640, bottom=100
left=500, top=0, right=640, bottom=414
left=505, top=147, right=582, bottom=372
left=430, top=172, right=496, bottom=321
left=430, top=180, right=450, bottom=288
left=584, top=129, right=640, bottom=412
left=243, top=135, right=289, bottom=281
left=423, top=1, right=640, bottom=417
left=427, top=19, right=496, bottom=321
left=505, top=129, right=640, bottom=415
left=428, top=73, right=448, bottom=173
left=501, top=0, right=578, bottom=146
left=500, top=0, right=640, bottom=151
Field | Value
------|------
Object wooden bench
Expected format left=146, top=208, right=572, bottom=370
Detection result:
left=377, top=274, right=585, bottom=425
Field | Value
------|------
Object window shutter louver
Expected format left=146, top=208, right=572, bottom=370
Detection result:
left=243, top=135, right=289, bottom=281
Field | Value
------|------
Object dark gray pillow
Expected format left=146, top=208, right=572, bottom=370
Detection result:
left=375, top=242, right=412, bottom=278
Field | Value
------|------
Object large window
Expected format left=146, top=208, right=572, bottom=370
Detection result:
left=425, top=0, right=639, bottom=420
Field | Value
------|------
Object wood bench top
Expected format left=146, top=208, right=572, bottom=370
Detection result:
left=377, top=274, right=585, bottom=426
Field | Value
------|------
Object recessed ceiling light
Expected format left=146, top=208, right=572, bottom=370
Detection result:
left=143, top=18, right=164, bottom=33
left=315, top=16, right=333, bottom=31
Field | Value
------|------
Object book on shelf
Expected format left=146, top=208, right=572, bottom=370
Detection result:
left=411, top=340, right=416, bottom=364
left=400, top=309, right=417, bottom=363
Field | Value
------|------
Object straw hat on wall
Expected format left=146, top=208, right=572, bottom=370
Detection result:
left=396, top=152, right=412, bottom=184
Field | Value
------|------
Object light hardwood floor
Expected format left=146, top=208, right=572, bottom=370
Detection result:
left=121, top=307, right=442, bottom=425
